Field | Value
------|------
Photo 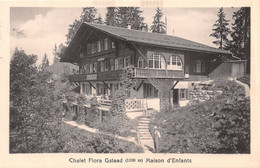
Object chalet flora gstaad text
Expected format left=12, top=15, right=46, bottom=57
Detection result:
left=69, top=157, right=192, bottom=164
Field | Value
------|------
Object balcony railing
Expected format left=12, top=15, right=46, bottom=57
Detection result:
left=133, top=68, right=185, bottom=79
left=68, top=68, right=185, bottom=82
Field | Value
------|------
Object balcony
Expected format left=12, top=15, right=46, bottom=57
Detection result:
left=133, top=68, right=185, bottom=79
left=68, top=70, right=123, bottom=82
left=68, top=68, right=186, bottom=82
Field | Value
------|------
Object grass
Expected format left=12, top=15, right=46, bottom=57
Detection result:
left=57, top=122, right=143, bottom=153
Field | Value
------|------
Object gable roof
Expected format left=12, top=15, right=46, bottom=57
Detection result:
left=62, top=22, right=231, bottom=62
left=83, top=22, right=231, bottom=54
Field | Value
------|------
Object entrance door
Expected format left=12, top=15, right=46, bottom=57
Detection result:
left=173, top=89, right=179, bottom=105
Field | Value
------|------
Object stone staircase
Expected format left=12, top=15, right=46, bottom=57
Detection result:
left=137, top=116, right=154, bottom=153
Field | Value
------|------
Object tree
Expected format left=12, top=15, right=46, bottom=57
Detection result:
left=10, top=49, right=64, bottom=153
left=210, top=8, right=231, bottom=49
left=94, top=13, right=103, bottom=24
left=150, top=8, right=166, bottom=34
left=53, top=44, right=60, bottom=63
left=40, top=53, right=50, bottom=70
left=117, top=7, right=144, bottom=30
left=53, top=43, right=66, bottom=63
left=66, top=7, right=99, bottom=45
left=105, top=7, right=120, bottom=26
left=228, top=7, right=250, bottom=74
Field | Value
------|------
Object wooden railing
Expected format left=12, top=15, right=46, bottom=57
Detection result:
left=133, top=68, right=185, bottom=79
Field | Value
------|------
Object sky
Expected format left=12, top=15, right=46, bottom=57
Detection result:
left=10, top=7, right=239, bottom=65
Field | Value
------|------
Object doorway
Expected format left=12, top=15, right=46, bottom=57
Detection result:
left=173, top=89, right=179, bottom=106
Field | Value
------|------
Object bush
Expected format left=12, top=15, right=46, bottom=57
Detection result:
left=150, top=79, right=250, bottom=153
left=58, top=123, right=142, bottom=153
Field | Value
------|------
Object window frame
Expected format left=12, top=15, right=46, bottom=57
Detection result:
left=124, top=56, right=131, bottom=68
left=97, top=41, right=101, bottom=52
left=138, top=56, right=145, bottom=68
left=167, top=55, right=183, bottom=70
left=148, top=53, right=166, bottom=69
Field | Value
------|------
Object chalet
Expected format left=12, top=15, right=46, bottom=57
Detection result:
left=61, top=22, right=246, bottom=112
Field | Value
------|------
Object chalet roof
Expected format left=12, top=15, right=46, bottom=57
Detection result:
left=83, top=22, right=231, bottom=55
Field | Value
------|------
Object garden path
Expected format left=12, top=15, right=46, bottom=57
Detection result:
left=63, top=120, right=139, bottom=146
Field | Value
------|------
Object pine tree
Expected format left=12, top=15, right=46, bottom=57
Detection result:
left=150, top=8, right=167, bottom=34
left=210, top=8, right=231, bottom=49
left=105, top=7, right=120, bottom=26
left=53, top=43, right=66, bottom=63
left=53, top=44, right=59, bottom=63
left=228, top=7, right=250, bottom=73
left=66, top=7, right=99, bottom=45
left=80, top=7, right=97, bottom=22
left=117, top=7, right=144, bottom=30
left=40, top=53, right=50, bottom=70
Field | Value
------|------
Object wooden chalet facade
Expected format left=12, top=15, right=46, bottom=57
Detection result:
left=61, top=23, right=246, bottom=111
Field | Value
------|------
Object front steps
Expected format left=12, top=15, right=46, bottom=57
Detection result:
left=137, top=116, right=154, bottom=153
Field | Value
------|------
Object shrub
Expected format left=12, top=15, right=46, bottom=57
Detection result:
left=150, top=79, right=250, bottom=153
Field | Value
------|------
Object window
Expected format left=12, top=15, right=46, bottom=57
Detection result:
left=143, top=83, right=158, bottom=98
left=180, top=89, right=186, bottom=99
left=105, top=58, right=109, bottom=71
left=111, top=41, right=115, bottom=48
left=97, top=41, right=101, bottom=52
left=115, top=59, right=119, bottom=70
left=168, top=55, right=183, bottom=70
left=193, top=60, right=202, bottom=73
left=149, top=53, right=165, bottom=69
left=84, top=64, right=89, bottom=74
left=91, top=43, right=97, bottom=54
left=87, top=43, right=91, bottom=54
left=110, top=59, right=115, bottom=71
left=118, top=57, right=123, bottom=69
left=93, top=62, right=97, bottom=73
left=98, top=84, right=108, bottom=95
left=124, top=56, right=131, bottom=68
left=99, top=60, right=105, bottom=72
left=104, top=39, right=108, bottom=50
left=90, top=63, right=93, bottom=73
left=138, top=56, right=145, bottom=68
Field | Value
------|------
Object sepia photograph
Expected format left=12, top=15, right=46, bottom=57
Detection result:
left=9, top=6, right=250, bottom=154
left=1, top=1, right=259, bottom=167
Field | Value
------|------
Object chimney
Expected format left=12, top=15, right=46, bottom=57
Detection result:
left=141, top=23, right=148, bottom=32
left=127, top=24, right=131, bottom=29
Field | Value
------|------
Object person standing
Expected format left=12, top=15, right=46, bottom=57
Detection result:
left=153, top=126, right=161, bottom=153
